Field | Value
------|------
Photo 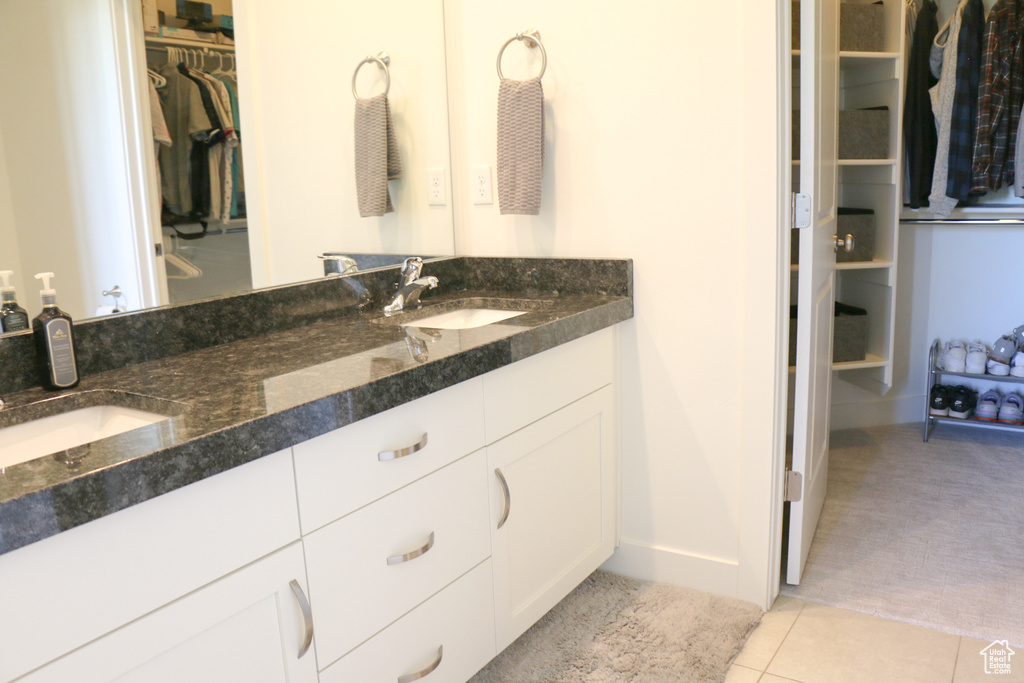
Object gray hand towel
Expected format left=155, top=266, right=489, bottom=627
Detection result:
left=497, top=77, right=544, bottom=215
left=354, top=93, right=402, bottom=217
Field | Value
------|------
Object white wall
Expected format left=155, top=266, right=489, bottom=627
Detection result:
left=0, top=122, right=26, bottom=301
left=445, top=0, right=782, bottom=606
left=0, top=0, right=143, bottom=321
left=235, top=0, right=455, bottom=288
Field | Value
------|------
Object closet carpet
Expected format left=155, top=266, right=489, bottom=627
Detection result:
left=470, top=570, right=762, bottom=682
left=780, top=422, right=1024, bottom=647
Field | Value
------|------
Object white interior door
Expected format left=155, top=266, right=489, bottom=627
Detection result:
left=787, top=0, right=839, bottom=586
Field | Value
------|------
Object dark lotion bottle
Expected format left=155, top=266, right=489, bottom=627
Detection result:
left=32, top=272, right=79, bottom=390
left=0, top=270, right=29, bottom=332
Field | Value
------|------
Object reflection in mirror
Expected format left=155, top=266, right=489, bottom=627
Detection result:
left=237, top=0, right=455, bottom=289
left=0, top=0, right=455, bottom=336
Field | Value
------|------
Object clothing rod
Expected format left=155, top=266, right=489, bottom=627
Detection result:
left=901, top=218, right=1024, bottom=224
left=145, top=41, right=234, bottom=53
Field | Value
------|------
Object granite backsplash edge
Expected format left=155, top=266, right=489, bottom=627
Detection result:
left=0, top=257, right=632, bottom=394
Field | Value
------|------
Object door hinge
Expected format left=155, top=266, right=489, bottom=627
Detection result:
left=793, top=192, right=811, bottom=229
left=784, top=469, right=803, bottom=502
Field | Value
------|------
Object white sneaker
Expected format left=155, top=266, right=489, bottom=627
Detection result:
left=939, top=341, right=967, bottom=372
left=1011, top=351, right=1024, bottom=378
left=999, top=393, right=1024, bottom=425
left=987, top=358, right=1011, bottom=376
left=966, top=342, right=988, bottom=374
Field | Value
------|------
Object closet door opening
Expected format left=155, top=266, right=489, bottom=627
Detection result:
left=142, top=0, right=252, bottom=306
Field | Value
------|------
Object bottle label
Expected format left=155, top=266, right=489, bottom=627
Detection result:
left=1, top=310, right=29, bottom=332
left=45, top=318, right=78, bottom=387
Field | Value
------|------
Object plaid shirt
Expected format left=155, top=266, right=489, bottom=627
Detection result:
left=970, top=0, right=1024, bottom=194
left=947, top=0, right=984, bottom=200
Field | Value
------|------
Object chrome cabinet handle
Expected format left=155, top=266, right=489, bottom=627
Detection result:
left=397, top=645, right=443, bottom=683
left=387, top=531, right=435, bottom=566
left=495, top=467, right=511, bottom=530
left=379, top=433, right=428, bottom=461
left=288, top=579, right=314, bottom=659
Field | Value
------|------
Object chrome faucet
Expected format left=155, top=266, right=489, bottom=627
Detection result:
left=383, top=257, right=438, bottom=316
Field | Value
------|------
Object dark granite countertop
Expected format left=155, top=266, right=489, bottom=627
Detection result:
left=0, top=259, right=632, bottom=556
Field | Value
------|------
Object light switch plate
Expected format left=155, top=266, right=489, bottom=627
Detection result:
left=427, top=168, right=446, bottom=206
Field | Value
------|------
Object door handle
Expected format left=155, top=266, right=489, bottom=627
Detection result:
left=288, top=579, right=314, bottom=659
left=834, top=233, right=854, bottom=253
left=387, top=531, right=435, bottom=566
left=397, top=645, right=443, bottom=682
left=495, top=467, right=511, bottom=529
left=379, top=433, right=428, bottom=461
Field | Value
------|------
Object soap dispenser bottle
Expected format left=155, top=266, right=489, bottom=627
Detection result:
left=0, top=270, right=29, bottom=332
left=32, top=272, right=79, bottom=389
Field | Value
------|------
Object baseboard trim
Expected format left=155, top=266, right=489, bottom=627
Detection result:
left=830, top=393, right=924, bottom=430
left=600, top=540, right=738, bottom=598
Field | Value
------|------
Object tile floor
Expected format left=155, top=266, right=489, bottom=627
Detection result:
left=726, top=597, right=1024, bottom=683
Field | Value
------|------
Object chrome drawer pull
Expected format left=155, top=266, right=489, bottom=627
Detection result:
left=288, top=579, right=314, bottom=659
left=397, top=645, right=443, bottom=683
left=495, top=467, right=511, bottom=529
left=387, top=531, right=435, bottom=566
left=379, top=433, right=429, bottom=461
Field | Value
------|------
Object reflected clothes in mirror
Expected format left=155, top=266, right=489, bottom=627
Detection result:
left=152, top=51, right=245, bottom=225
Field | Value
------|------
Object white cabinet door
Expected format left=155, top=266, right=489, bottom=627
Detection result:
left=21, top=543, right=318, bottom=683
left=488, top=386, right=616, bottom=650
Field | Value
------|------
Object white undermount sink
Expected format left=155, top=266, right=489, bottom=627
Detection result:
left=400, top=308, right=527, bottom=330
left=0, top=405, right=173, bottom=469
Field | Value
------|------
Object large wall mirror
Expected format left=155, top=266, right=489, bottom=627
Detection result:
left=0, top=0, right=455, bottom=332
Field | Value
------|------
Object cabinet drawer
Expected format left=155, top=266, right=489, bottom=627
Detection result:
left=320, top=560, right=495, bottom=683
left=304, top=450, right=490, bottom=669
left=0, top=450, right=300, bottom=683
left=482, top=327, right=614, bottom=442
left=293, top=378, right=485, bottom=533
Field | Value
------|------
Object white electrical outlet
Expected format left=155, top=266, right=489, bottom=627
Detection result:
left=471, top=165, right=493, bottom=205
left=427, top=168, right=446, bottom=206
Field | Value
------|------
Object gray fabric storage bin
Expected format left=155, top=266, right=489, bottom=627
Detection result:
left=840, top=3, right=885, bottom=52
left=792, top=108, right=889, bottom=160
left=832, top=302, right=868, bottom=362
left=838, top=108, right=889, bottom=159
left=836, top=207, right=875, bottom=262
left=791, top=208, right=876, bottom=265
left=793, top=2, right=886, bottom=53
left=788, top=302, right=868, bottom=365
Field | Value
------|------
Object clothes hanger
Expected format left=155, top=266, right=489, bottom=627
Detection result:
left=147, top=68, right=167, bottom=88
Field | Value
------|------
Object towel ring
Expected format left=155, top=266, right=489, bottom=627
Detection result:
left=352, top=51, right=391, bottom=100
left=496, top=29, right=546, bottom=80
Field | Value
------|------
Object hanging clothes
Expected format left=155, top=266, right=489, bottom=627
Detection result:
left=904, top=0, right=939, bottom=208
left=158, top=59, right=212, bottom=217
left=970, top=0, right=1024, bottom=195
left=927, top=0, right=968, bottom=217
left=946, top=0, right=985, bottom=202
left=148, top=78, right=172, bottom=195
left=904, top=0, right=921, bottom=204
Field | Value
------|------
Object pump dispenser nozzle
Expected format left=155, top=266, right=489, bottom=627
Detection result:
left=35, top=272, right=57, bottom=307
left=0, top=270, right=14, bottom=301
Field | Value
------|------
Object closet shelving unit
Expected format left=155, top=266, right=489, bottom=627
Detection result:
left=791, top=0, right=906, bottom=391
left=924, top=339, right=1024, bottom=440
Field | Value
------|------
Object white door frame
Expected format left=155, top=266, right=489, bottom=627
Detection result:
left=106, top=0, right=168, bottom=310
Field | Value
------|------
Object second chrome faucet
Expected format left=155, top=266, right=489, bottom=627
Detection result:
left=383, top=257, right=438, bottom=316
